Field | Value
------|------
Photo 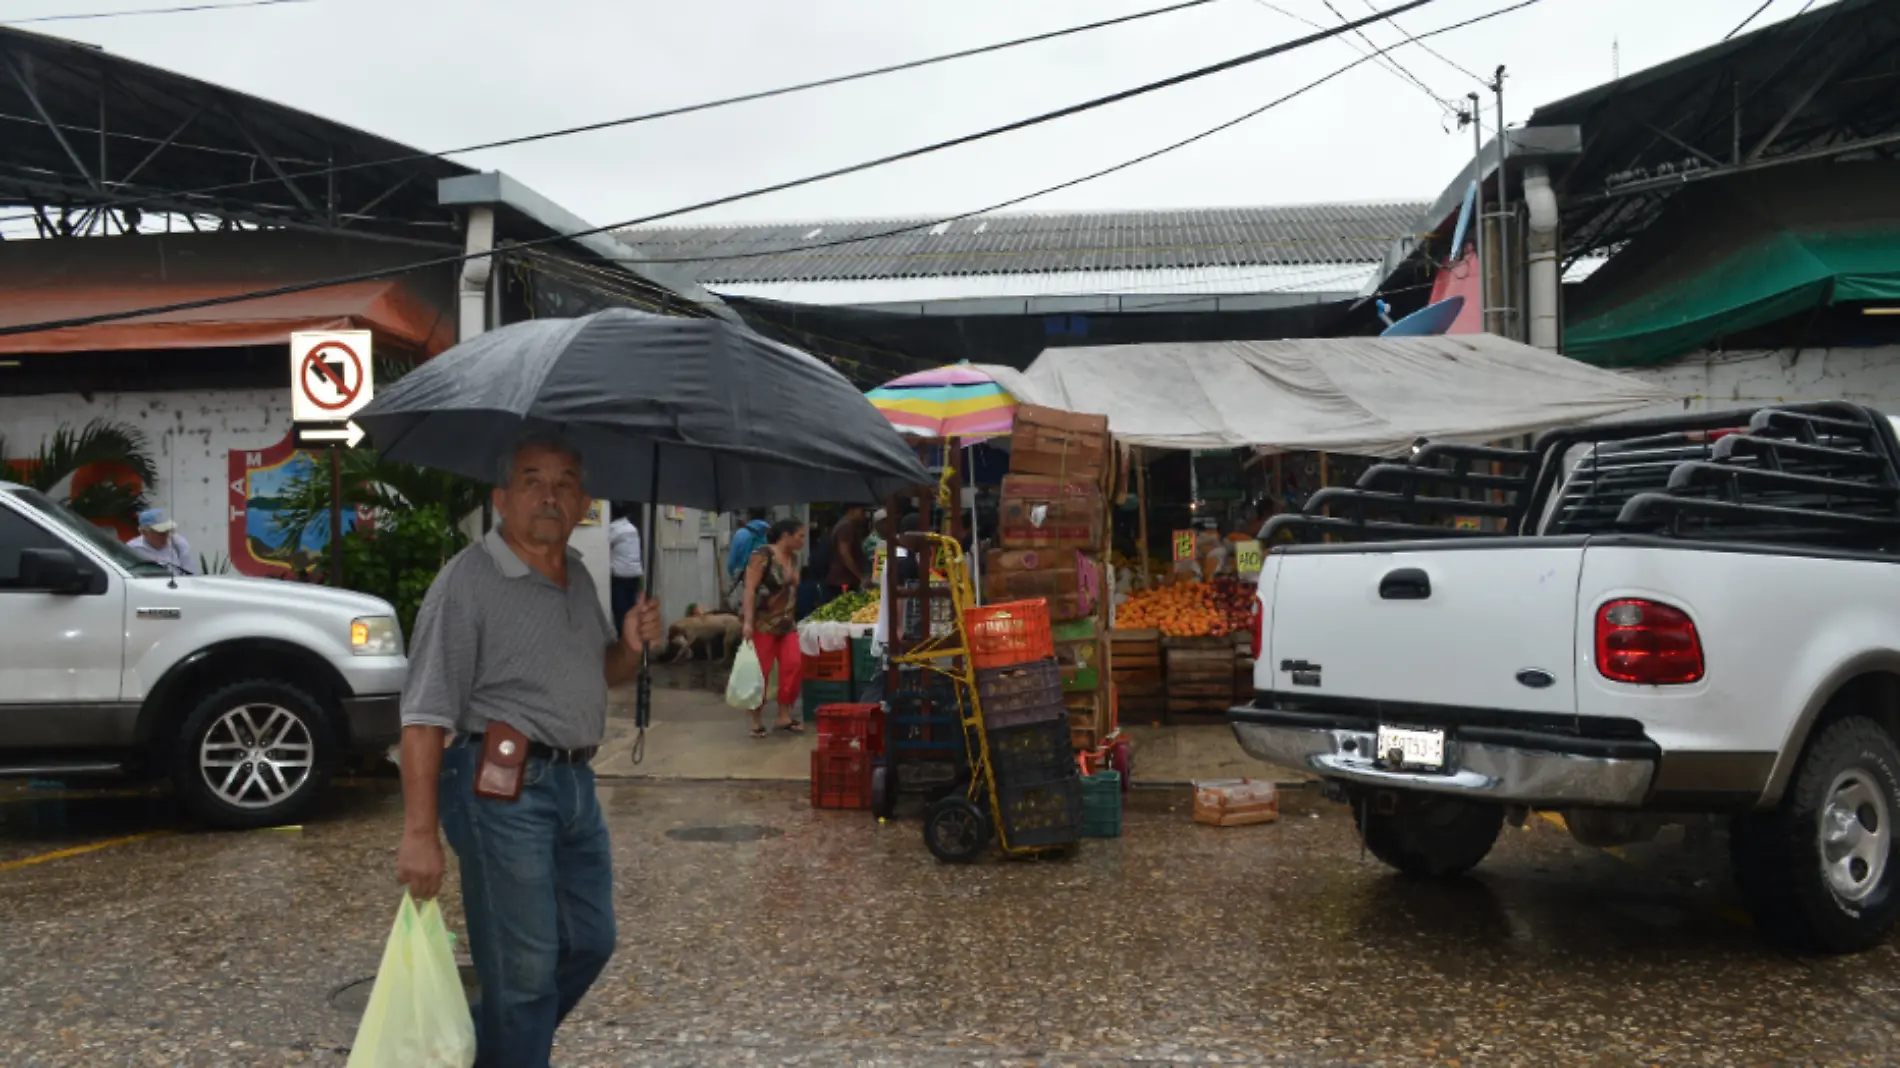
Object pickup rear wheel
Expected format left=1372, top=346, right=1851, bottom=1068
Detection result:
left=1732, top=716, right=1900, bottom=954
left=1353, top=793, right=1504, bottom=877
left=170, top=679, right=337, bottom=830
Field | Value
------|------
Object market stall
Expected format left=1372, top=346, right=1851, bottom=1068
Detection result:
left=976, top=333, right=1678, bottom=725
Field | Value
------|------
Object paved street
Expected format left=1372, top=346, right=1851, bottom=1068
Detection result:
left=3, top=776, right=1898, bottom=1067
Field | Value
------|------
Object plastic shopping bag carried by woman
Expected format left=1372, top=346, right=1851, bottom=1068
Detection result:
left=346, top=894, right=477, bottom=1068
left=726, top=639, right=765, bottom=709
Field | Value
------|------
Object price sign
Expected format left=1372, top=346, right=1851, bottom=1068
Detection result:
left=1235, top=539, right=1264, bottom=575
left=1172, top=530, right=1195, bottom=562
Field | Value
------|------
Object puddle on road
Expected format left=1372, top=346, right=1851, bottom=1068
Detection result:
left=664, top=824, right=785, bottom=843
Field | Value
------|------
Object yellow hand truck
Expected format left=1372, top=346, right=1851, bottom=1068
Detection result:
left=886, top=532, right=1079, bottom=862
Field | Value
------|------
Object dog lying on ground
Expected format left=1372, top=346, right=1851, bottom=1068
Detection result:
left=657, top=612, right=744, bottom=663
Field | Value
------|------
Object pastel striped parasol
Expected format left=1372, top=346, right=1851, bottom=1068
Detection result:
left=866, top=362, right=1017, bottom=440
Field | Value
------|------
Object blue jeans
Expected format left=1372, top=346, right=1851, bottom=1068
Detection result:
left=439, top=743, right=617, bottom=1068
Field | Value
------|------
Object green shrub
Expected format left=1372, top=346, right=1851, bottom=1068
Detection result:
left=315, top=505, right=466, bottom=638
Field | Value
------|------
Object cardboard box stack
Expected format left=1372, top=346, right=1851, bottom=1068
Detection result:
left=991, top=404, right=1115, bottom=752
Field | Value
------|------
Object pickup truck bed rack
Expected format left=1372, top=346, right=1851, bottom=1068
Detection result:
left=1262, top=402, right=1900, bottom=550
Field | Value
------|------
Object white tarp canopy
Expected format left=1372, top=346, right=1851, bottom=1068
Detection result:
left=978, top=334, right=1681, bottom=457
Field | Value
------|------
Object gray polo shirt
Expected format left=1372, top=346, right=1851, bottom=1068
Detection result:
left=400, top=528, right=614, bottom=749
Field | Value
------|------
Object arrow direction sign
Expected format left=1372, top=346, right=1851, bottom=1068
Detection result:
left=296, top=421, right=366, bottom=448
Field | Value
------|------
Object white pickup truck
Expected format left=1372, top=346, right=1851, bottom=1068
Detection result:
left=1232, top=402, right=1900, bottom=953
left=0, top=481, right=407, bottom=828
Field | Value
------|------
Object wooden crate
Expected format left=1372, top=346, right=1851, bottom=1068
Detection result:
left=1109, top=629, right=1161, bottom=667
left=1066, top=691, right=1107, bottom=750
left=1112, top=670, right=1163, bottom=698
left=1166, top=639, right=1235, bottom=685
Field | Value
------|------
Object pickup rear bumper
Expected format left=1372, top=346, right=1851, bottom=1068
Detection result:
left=1229, top=705, right=1659, bottom=808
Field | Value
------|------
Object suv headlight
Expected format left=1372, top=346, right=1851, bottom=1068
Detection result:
left=351, top=615, right=402, bottom=656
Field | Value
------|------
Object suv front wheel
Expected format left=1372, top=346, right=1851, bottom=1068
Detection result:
left=170, top=679, right=338, bottom=829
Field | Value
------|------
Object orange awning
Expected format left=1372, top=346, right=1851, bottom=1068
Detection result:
left=0, top=232, right=456, bottom=357
left=0, top=278, right=454, bottom=356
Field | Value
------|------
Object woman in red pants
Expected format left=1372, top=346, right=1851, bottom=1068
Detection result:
left=740, top=519, right=809, bottom=737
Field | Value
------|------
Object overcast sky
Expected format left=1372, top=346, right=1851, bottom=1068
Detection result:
left=5, top=0, right=1821, bottom=227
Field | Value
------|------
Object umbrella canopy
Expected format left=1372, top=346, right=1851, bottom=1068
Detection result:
left=355, top=309, right=931, bottom=508
left=867, top=363, right=1017, bottom=440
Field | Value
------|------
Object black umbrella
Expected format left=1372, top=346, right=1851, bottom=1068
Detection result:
left=355, top=309, right=929, bottom=507
left=354, top=309, right=931, bottom=756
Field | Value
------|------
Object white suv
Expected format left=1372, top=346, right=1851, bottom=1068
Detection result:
left=0, top=481, right=407, bottom=828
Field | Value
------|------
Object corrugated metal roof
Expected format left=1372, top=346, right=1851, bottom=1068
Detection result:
left=707, top=262, right=1379, bottom=307
left=617, top=202, right=1426, bottom=285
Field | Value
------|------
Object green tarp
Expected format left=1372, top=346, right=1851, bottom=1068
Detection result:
left=1565, top=229, right=1900, bottom=367
left=1563, top=162, right=1900, bottom=368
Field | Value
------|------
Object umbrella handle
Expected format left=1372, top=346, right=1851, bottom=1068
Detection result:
left=631, top=648, right=650, bottom=765
left=636, top=647, right=652, bottom=728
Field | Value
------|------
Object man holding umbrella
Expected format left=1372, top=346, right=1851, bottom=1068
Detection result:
left=393, top=431, right=661, bottom=1068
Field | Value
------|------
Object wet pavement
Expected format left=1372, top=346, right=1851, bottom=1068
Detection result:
left=2, top=778, right=1898, bottom=1067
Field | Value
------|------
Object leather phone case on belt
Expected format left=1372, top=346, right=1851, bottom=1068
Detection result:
left=474, top=721, right=529, bottom=802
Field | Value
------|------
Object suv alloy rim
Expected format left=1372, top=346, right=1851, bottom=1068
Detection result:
left=1820, top=768, right=1891, bottom=903
left=199, top=703, right=316, bottom=810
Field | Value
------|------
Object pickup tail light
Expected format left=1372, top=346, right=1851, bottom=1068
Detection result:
left=1249, top=600, right=1264, bottom=660
left=1595, top=599, right=1703, bottom=685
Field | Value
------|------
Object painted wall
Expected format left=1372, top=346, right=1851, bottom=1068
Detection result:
left=1622, top=346, right=1900, bottom=416
left=0, top=387, right=289, bottom=568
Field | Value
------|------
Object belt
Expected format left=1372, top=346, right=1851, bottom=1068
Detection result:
left=464, top=732, right=598, bottom=766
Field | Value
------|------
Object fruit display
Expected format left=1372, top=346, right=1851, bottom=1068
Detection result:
left=806, top=590, right=876, bottom=623
left=850, top=600, right=880, bottom=624
left=1116, top=578, right=1257, bottom=638
left=1207, top=576, right=1260, bottom=634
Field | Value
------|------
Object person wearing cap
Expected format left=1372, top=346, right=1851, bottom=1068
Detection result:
left=128, top=508, right=196, bottom=575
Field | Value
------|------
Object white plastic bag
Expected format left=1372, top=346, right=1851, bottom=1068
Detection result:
left=726, top=640, right=765, bottom=709
left=346, top=894, right=477, bottom=1068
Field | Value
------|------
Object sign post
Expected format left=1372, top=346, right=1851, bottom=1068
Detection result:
left=289, top=330, right=375, bottom=585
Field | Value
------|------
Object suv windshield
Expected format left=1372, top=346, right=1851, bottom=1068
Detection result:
left=9, top=489, right=173, bottom=578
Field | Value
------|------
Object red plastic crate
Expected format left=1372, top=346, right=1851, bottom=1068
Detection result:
left=803, top=645, right=852, bottom=683
left=816, top=702, right=884, bottom=757
left=810, top=749, right=872, bottom=809
left=965, top=600, right=1054, bottom=671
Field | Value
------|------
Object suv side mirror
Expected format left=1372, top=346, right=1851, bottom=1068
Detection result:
left=19, top=548, right=87, bottom=594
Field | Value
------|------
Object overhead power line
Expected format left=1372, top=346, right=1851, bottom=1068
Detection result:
left=1358, top=0, right=1488, bottom=83
left=633, top=0, right=1545, bottom=269
left=1250, top=0, right=1448, bottom=113
left=1724, top=0, right=1778, bottom=39
left=1321, top=0, right=1457, bottom=114
left=0, top=0, right=1219, bottom=225
left=0, top=0, right=1562, bottom=341
left=0, top=0, right=308, bottom=24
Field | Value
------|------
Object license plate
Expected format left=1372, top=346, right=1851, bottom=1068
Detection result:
left=1374, top=725, right=1446, bottom=770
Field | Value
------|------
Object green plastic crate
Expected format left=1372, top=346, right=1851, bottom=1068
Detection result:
left=1062, top=666, right=1101, bottom=693
left=801, top=679, right=858, bottom=721
left=851, top=635, right=881, bottom=685
left=1051, top=617, right=1099, bottom=643
left=1080, top=771, right=1122, bottom=837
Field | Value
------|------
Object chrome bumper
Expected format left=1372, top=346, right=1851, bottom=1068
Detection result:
left=1231, top=719, right=1656, bottom=807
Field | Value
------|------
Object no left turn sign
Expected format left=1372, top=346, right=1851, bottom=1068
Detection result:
left=290, top=330, right=375, bottom=423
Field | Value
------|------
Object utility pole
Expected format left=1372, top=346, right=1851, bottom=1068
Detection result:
left=1462, top=93, right=1486, bottom=333
left=329, top=446, right=343, bottom=585
left=1491, top=65, right=1511, bottom=340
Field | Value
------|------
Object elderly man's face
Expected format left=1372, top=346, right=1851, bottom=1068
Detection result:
left=494, top=445, right=589, bottom=548
left=143, top=528, right=171, bottom=548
